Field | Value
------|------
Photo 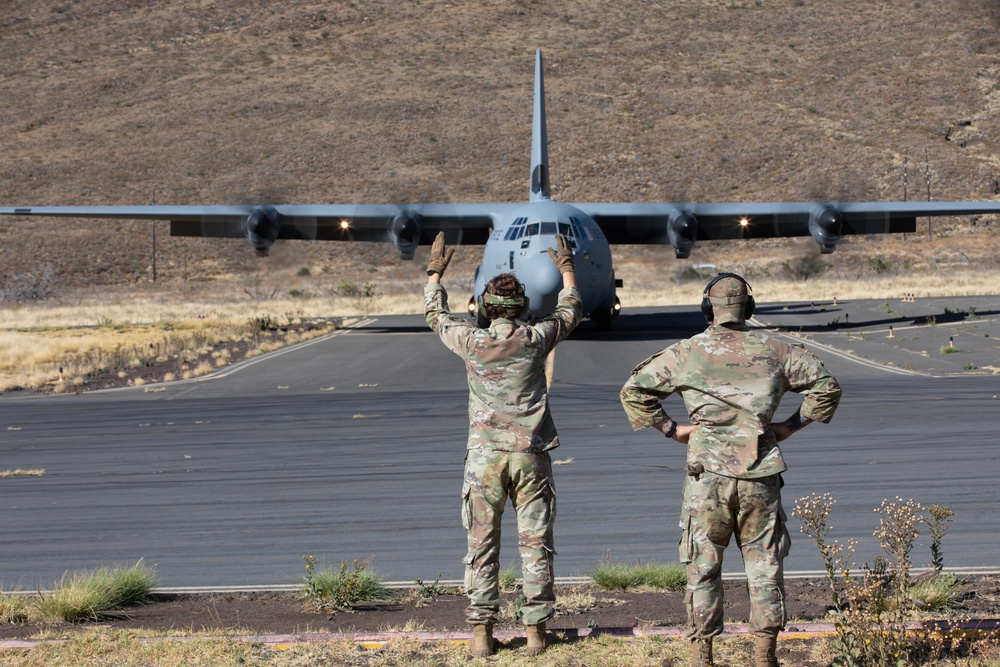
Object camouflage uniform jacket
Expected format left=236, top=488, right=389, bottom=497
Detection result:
left=620, top=324, right=842, bottom=478
left=425, top=282, right=583, bottom=453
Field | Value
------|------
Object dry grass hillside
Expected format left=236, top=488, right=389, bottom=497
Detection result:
left=1, top=0, right=999, bottom=301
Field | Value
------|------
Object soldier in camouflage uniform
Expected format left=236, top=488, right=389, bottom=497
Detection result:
left=424, top=232, right=582, bottom=657
left=619, top=273, right=842, bottom=667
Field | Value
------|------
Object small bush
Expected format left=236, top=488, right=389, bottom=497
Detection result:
left=249, top=314, right=279, bottom=331
left=674, top=265, right=716, bottom=283
left=781, top=252, right=827, bottom=281
left=303, top=556, right=393, bottom=611
left=866, top=255, right=894, bottom=275
left=413, top=573, right=452, bottom=598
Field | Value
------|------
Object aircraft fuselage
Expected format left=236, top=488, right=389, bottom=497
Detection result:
left=474, top=199, right=616, bottom=322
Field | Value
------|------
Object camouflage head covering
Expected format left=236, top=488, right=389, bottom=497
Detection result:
left=707, top=275, right=750, bottom=325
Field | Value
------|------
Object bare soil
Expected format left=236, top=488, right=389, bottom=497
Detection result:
left=3, top=576, right=999, bottom=641
left=2, top=0, right=1000, bottom=291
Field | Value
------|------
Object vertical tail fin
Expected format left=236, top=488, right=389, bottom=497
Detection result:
left=530, top=49, right=551, bottom=202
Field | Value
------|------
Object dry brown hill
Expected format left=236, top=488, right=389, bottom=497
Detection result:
left=1, top=0, right=999, bottom=291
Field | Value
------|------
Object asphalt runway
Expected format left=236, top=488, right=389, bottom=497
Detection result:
left=2, top=296, right=998, bottom=590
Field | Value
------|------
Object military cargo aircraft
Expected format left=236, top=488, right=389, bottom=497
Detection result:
left=4, top=50, right=1000, bottom=329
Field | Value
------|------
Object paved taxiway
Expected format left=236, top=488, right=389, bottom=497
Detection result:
left=2, top=296, right=998, bottom=590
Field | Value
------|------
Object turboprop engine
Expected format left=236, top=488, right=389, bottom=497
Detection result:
left=667, top=210, right=698, bottom=259
left=809, top=205, right=844, bottom=254
left=244, top=206, right=281, bottom=257
left=390, top=212, right=421, bottom=260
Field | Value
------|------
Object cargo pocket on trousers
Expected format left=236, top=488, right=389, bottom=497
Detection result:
left=775, top=507, right=791, bottom=560
left=679, top=515, right=696, bottom=565
left=545, top=480, right=557, bottom=528
left=461, top=482, right=475, bottom=591
left=462, top=552, right=475, bottom=591
left=461, top=482, right=473, bottom=531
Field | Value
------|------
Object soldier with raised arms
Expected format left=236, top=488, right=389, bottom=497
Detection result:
left=619, top=273, right=842, bottom=667
left=424, top=232, right=582, bottom=657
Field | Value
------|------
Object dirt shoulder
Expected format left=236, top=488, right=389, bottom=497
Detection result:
left=3, top=576, right=999, bottom=641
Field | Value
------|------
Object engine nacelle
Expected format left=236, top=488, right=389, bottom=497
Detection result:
left=390, top=212, right=421, bottom=260
left=809, top=205, right=843, bottom=254
left=667, top=210, right=698, bottom=259
left=244, top=206, right=281, bottom=257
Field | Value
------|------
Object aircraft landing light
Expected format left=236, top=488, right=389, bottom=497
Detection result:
left=739, top=217, right=750, bottom=227
left=340, top=219, right=350, bottom=229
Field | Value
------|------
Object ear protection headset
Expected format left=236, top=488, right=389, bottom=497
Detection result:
left=700, top=272, right=755, bottom=322
left=477, top=291, right=529, bottom=317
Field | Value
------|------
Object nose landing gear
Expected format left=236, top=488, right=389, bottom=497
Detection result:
left=592, top=296, right=621, bottom=331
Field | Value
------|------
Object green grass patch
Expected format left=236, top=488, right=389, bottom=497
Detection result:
left=6, top=561, right=157, bottom=624
left=498, top=564, right=519, bottom=592
left=588, top=559, right=686, bottom=592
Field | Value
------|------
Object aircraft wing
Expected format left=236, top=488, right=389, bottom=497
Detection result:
left=578, top=201, right=1000, bottom=256
left=0, top=203, right=514, bottom=257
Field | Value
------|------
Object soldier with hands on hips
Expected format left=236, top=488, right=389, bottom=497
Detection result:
left=424, top=232, right=582, bottom=657
left=619, top=273, right=842, bottom=667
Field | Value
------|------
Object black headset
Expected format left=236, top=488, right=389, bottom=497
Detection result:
left=700, top=272, right=755, bottom=322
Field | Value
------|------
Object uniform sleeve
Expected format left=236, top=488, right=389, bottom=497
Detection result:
left=619, top=346, right=680, bottom=431
left=783, top=346, right=843, bottom=424
left=424, top=283, right=474, bottom=356
left=532, top=286, right=583, bottom=351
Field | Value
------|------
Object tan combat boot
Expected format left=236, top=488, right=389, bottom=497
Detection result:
left=754, top=635, right=779, bottom=667
left=690, top=638, right=713, bottom=667
left=470, top=623, right=495, bottom=657
left=524, top=622, right=547, bottom=655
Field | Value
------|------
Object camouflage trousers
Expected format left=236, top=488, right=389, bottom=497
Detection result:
left=461, top=448, right=556, bottom=626
left=679, top=471, right=790, bottom=640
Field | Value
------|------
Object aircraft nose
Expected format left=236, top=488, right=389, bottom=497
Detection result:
left=521, top=251, right=562, bottom=317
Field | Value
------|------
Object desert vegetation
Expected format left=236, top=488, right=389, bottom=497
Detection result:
left=791, top=495, right=997, bottom=666
left=2, top=221, right=997, bottom=392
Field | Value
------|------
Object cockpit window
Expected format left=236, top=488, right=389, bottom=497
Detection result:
left=541, top=222, right=557, bottom=235
left=569, top=217, right=587, bottom=241
left=525, top=223, right=539, bottom=237
left=558, top=222, right=573, bottom=237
